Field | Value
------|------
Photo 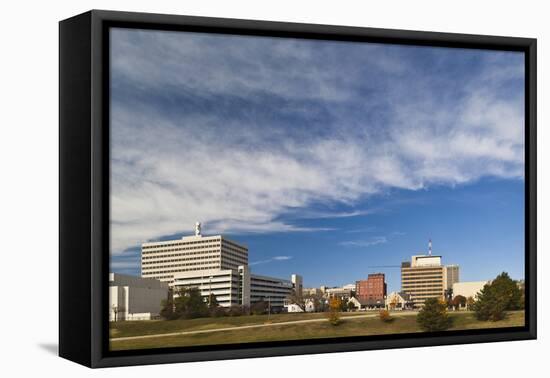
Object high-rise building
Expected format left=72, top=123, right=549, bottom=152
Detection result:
left=400, top=243, right=459, bottom=308
left=144, top=223, right=299, bottom=310
left=291, top=274, right=303, bottom=297
left=445, top=265, right=460, bottom=290
left=141, top=222, right=248, bottom=282
left=356, top=273, right=387, bottom=302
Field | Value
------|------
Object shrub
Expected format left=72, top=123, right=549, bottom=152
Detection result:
left=416, top=298, right=452, bottom=332
left=379, top=309, right=394, bottom=323
left=327, top=297, right=342, bottom=326
left=227, top=305, right=244, bottom=316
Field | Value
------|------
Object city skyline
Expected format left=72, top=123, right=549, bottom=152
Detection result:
left=109, top=28, right=525, bottom=294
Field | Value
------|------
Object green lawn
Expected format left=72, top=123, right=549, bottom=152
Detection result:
left=110, top=311, right=370, bottom=339
left=110, top=310, right=524, bottom=351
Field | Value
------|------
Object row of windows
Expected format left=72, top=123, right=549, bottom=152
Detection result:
left=143, top=249, right=221, bottom=259
left=402, top=279, right=443, bottom=285
left=402, top=285, right=444, bottom=291
left=143, top=243, right=222, bottom=254
left=143, top=265, right=221, bottom=275
left=143, top=238, right=223, bottom=249
left=143, top=261, right=221, bottom=270
left=142, top=256, right=220, bottom=266
left=221, top=239, right=248, bottom=251
left=401, top=268, right=444, bottom=274
left=403, top=288, right=445, bottom=294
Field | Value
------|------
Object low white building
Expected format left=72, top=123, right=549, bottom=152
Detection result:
left=347, top=296, right=362, bottom=311
left=385, top=291, right=413, bottom=310
left=452, top=281, right=489, bottom=300
left=172, top=265, right=295, bottom=311
left=109, top=273, right=169, bottom=321
left=284, top=303, right=304, bottom=313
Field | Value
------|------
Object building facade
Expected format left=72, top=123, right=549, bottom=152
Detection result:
left=452, top=281, right=488, bottom=300
left=109, top=273, right=169, bottom=321
left=291, top=274, right=303, bottom=297
left=385, top=291, right=413, bottom=310
left=446, top=265, right=460, bottom=290
left=401, top=253, right=459, bottom=308
left=141, top=224, right=248, bottom=283
left=356, top=273, right=387, bottom=302
left=171, top=265, right=294, bottom=310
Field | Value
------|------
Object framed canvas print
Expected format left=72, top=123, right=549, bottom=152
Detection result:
left=59, top=10, right=536, bottom=368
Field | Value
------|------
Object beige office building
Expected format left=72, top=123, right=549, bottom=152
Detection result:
left=141, top=223, right=248, bottom=283
left=401, top=254, right=459, bottom=308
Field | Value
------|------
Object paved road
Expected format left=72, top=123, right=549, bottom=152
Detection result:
left=111, top=311, right=417, bottom=342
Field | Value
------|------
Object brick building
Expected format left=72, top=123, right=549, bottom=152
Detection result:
left=356, top=273, right=387, bottom=302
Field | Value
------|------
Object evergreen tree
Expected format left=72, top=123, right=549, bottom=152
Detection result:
left=416, top=298, right=452, bottom=332
left=472, top=272, right=522, bottom=321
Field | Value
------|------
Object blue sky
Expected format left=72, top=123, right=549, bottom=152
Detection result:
left=109, top=28, right=525, bottom=292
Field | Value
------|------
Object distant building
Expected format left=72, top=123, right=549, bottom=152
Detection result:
left=385, top=291, right=413, bottom=310
left=172, top=265, right=294, bottom=310
left=142, top=224, right=300, bottom=312
left=303, top=287, right=322, bottom=296
left=141, top=223, right=248, bottom=283
left=356, top=297, right=386, bottom=310
left=401, top=242, right=460, bottom=308
left=284, top=303, right=304, bottom=313
left=446, top=265, right=460, bottom=290
left=291, top=274, right=303, bottom=297
left=356, top=273, right=387, bottom=302
left=347, top=296, right=362, bottom=311
left=304, top=298, right=316, bottom=312
left=326, top=286, right=354, bottom=299
left=452, top=281, right=488, bottom=300
left=109, top=273, right=169, bottom=321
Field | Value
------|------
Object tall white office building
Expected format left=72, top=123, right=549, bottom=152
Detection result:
left=141, top=222, right=248, bottom=283
left=142, top=224, right=299, bottom=310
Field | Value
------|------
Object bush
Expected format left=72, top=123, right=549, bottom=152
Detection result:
left=227, top=305, right=245, bottom=316
left=472, top=272, right=523, bottom=321
left=416, top=298, right=452, bottom=332
left=379, top=309, right=394, bottom=323
left=327, top=298, right=342, bottom=326
left=251, top=300, right=268, bottom=315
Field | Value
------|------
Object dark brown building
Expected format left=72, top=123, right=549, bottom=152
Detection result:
left=356, top=273, right=387, bottom=301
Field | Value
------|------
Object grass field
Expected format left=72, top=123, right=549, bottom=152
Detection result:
left=110, top=310, right=524, bottom=351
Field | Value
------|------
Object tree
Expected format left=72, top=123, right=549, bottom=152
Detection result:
left=286, top=289, right=305, bottom=311
left=452, top=295, right=467, bottom=310
left=173, top=287, right=209, bottom=319
left=347, top=301, right=356, bottom=312
left=251, top=300, right=268, bottom=315
left=466, top=296, right=475, bottom=311
left=339, top=297, right=349, bottom=312
left=207, top=293, right=219, bottom=309
left=379, top=309, right=394, bottom=323
left=472, top=272, right=522, bottom=321
left=416, top=298, right=452, bottom=332
left=327, top=297, right=342, bottom=325
left=160, top=289, right=177, bottom=320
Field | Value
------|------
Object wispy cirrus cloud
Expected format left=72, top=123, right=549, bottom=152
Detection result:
left=249, top=256, right=293, bottom=266
left=109, top=28, right=525, bottom=261
left=339, top=236, right=388, bottom=248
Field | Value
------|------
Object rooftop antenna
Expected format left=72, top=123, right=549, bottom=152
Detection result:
left=428, top=238, right=432, bottom=256
left=195, top=222, right=202, bottom=236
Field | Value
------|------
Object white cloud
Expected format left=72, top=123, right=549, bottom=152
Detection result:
left=339, top=236, right=388, bottom=248
left=250, top=255, right=293, bottom=266
left=109, top=30, right=525, bottom=257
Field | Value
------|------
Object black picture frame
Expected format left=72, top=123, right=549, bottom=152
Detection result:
left=59, top=9, right=537, bottom=368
